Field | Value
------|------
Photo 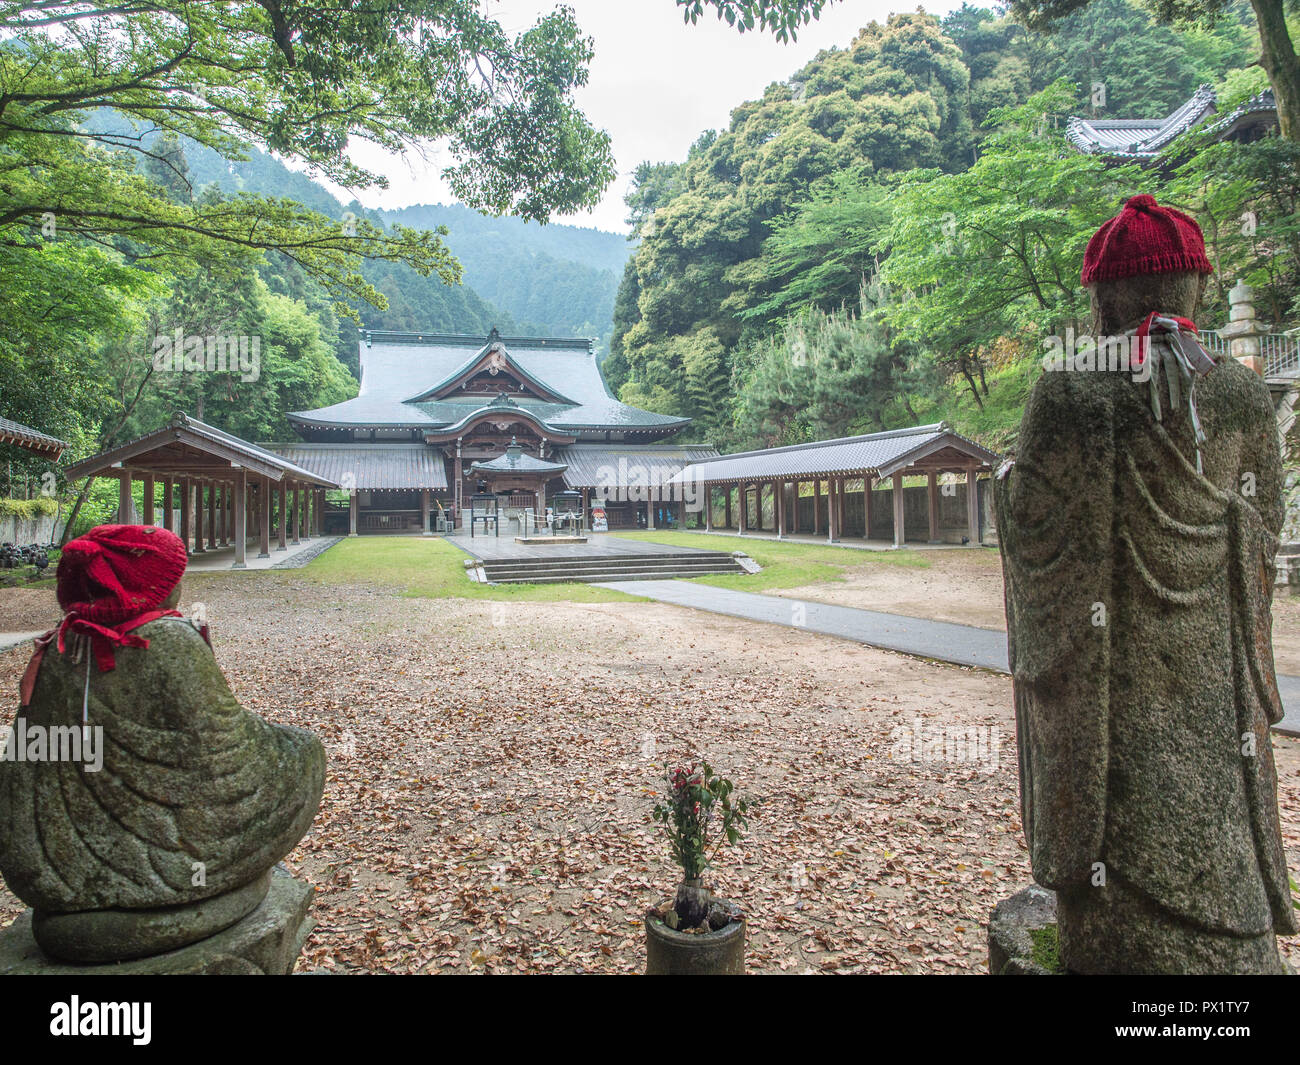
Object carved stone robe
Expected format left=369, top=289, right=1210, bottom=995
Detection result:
left=0, top=616, right=324, bottom=914
left=995, top=344, right=1296, bottom=941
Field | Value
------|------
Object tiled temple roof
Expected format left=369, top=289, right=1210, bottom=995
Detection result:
left=262, top=442, right=448, bottom=490
left=289, top=332, right=690, bottom=436
left=665, top=424, right=998, bottom=484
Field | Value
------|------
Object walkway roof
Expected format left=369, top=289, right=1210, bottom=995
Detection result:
left=63, top=413, right=337, bottom=487
left=0, top=415, right=68, bottom=459
left=665, top=424, right=999, bottom=485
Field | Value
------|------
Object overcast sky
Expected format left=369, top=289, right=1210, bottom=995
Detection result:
left=327, top=1, right=993, bottom=233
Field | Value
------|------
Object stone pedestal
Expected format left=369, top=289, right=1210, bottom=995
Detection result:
left=0, top=867, right=314, bottom=975
left=1219, top=280, right=1264, bottom=377
left=988, top=885, right=1062, bottom=975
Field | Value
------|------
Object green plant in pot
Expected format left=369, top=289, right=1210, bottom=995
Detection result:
left=646, top=762, right=748, bottom=975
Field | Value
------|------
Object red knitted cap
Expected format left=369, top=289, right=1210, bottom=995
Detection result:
left=1081, top=194, right=1213, bottom=285
left=56, top=524, right=188, bottom=627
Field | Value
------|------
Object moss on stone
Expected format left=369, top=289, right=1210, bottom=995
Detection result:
left=1029, top=924, right=1064, bottom=973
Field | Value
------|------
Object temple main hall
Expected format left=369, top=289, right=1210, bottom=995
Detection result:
left=267, top=329, right=718, bottom=534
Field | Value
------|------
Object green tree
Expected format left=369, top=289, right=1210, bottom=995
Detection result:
left=616, top=11, right=973, bottom=436
left=0, top=2, right=615, bottom=311
left=879, top=83, right=1143, bottom=407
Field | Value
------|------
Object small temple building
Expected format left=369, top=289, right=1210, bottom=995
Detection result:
left=1067, top=84, right=1278, bottom=166
left=265, top=329, right=718, bottom=533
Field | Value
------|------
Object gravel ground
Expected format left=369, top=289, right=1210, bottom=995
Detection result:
left=0, top=572, right=1296, bottom=974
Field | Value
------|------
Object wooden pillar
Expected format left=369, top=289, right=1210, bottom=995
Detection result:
left=276, top=481, right=288, bottom=550
left=754, top=484, right=762, bottom=531
left=791, top=482, right=800, bottom=535
left=232, top=470, right=247, bottom=569
left=646, top=485, right=656, bottom=530
left=892, top=471, right=905, bottom=548
left=162, top=477, right=174, bottom=532
left=827, top=477, right=839, bottom=543
left=421, top=488, right=431, bottom=535
left=776, top=480, right=786, bottom=538
left=258, top=477, right=272, bottom=558
left=724, top=486, right=732, bottom=529
left=704, top=487, right=714, bottom=532
left=864, top=476, right=873, bottom=540
left=349, top=489, right=358, bottom=536
left=141, top=474, right=155, bottom=526
left=454, top=441, right=464, bottom=528
left=193, top=481, right=207, bottom=553
left=738, top=485, right=748, bottom=534
left=291, top=485, right=301, bottom=544
left=208, top=479, right=219, bottom=549
left=315, top=490, right=324, bottom=536
left=967, top=467, right=981, bottom=545
left=836, top=477, right=846, bottom=534
left=224, top=481, right=233, bottom=544
left=114, top=470, right=130, bottom=525
left=927, top=471, right=940, bottom=543
left=813, top=480, right=821, bottom=536
left=180, top=478, right=192, bottom=553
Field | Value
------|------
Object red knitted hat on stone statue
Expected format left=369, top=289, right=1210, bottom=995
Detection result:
left=1081, top=194, right=1213, bottom=285
left=56, top=524, right=188, bottom=627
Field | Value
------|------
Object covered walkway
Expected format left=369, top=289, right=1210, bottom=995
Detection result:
left=668, top=423, right=1000, bottom=547
left=63, top=413, right=337, bottom=568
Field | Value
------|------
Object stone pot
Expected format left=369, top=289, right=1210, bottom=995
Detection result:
left=644, top=903, right=746, bottom=975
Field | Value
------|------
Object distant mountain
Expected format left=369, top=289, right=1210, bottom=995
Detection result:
left=378, top=203, right=630, bottom=344
left=164, top=134, right=631, bottom=344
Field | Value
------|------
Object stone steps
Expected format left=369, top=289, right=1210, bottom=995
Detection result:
left=478, top=551, right=747, bottom=585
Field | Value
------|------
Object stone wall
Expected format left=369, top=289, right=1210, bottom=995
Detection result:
left=0, top=514, right=62, bottom=544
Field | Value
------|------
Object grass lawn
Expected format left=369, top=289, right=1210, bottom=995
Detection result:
left=610, top=529, right=930, bottom=592
left=293, top=535, right=642, bottom=603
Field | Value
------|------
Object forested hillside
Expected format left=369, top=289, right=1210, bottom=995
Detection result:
left=610, top=0, right=1290, bottom=452
left=181, top=139, right=629, bottom=349
left=379, top=202, right=627, bottom=343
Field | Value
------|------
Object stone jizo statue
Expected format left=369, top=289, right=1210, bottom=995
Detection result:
left=0, top=524, right=324, bottom=964
left=995, top=194, right=1297, bottom=973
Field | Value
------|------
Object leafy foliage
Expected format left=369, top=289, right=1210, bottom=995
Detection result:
left=618, top=0, right=1288, bottom=452
left=652, top=762, right=748, bottom=882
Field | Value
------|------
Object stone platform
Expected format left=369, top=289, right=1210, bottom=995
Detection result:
left=0, top=867, right=314, bottom=975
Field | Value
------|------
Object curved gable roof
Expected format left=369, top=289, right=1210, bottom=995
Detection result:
left=406, top=338, right=576, bottom=405
left=289, top=332, right=690, bottom=433
left=1067, top=84, right=1219, bottom=159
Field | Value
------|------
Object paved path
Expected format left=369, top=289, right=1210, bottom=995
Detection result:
left=598, top=580, right=1300, bottom=737
left=0, top=630, right=45, bottom=652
